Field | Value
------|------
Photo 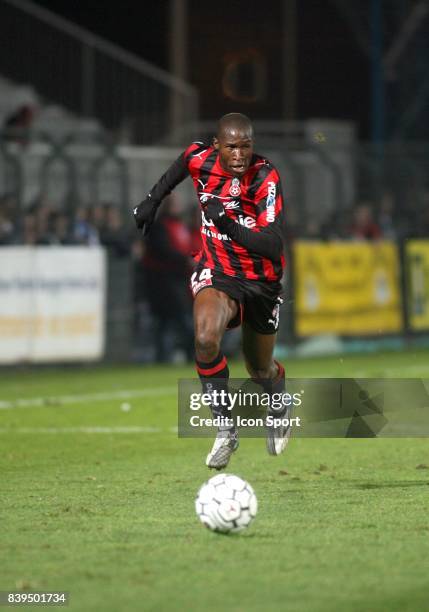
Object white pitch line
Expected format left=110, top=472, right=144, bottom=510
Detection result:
left=0, top=426, right=179, bottom=434
left=0, top=386, right=176, bottom=410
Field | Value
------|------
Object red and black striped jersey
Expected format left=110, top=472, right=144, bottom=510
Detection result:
left=148, top=142, right=286, bottom=282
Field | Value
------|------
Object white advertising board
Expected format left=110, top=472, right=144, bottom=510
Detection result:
left=0, top=247, right=106, bottom=363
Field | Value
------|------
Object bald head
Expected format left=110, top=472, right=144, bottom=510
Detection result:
left=214, top=113, right=254, bottom=178
left=217, top=113, right=253, bottom=140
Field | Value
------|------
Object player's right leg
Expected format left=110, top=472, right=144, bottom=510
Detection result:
left=193, top=287, right=239, bottom=469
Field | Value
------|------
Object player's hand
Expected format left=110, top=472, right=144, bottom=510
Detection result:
left=202, top=199, right=226, bottom=223
left=133, top=196, right=157, bottom=236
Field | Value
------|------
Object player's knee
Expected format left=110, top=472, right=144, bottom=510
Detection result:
left=195, top=330, right=221, bottom=361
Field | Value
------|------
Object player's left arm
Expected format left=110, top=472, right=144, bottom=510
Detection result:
left=203, top=169, right=285, bottom=260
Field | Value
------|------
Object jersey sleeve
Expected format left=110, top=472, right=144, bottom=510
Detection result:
left=216, top=215, right=283, bottom=260
left=147, top=142, right=207, bottom=203
left=183, top=141, right=206, bottom=166
left=254, top=166, right=285, bottom=234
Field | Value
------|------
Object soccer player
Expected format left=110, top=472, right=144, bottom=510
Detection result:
left=134, top=113, right=289, bottom=469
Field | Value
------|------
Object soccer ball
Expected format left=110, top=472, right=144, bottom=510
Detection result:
left=195, top=473, right=257, bottom=533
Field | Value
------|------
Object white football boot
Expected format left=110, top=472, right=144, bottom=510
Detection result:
left=206, top=428, right=239, bottom=470
left=266, top=408, right=291, bottom=456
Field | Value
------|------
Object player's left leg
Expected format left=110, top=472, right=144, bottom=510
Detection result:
left=242, top=322, right=290, bottom=456
left=241, top=322, right=278, bottom=380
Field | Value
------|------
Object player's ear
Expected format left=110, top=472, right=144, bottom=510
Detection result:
left=213, top=137, right=219, bottom=150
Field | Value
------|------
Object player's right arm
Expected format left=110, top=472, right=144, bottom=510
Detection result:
left=203, top=164, right=285, bottom=261
left=133, top=143, right=203, bottom=235
left=133, top=154, right=188, bottom=236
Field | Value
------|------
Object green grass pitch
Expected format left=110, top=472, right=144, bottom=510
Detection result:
left=1, top=349, right=429, bottom=612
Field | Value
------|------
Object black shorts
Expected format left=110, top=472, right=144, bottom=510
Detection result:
left=190, top=265, right=283, bottom=334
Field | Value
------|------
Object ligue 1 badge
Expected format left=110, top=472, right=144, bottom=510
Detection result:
left=229, top=178, right=241, bottom=197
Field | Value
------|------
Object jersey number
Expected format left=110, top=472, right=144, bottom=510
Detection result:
left=191, top=268, right=213, bottom=292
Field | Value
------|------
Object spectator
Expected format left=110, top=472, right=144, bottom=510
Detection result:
left=72, top=206, right=100, bottom=245
left=101, top=204, right=131, bottom=257
left=19, top=212, right=38, bottom=245
left=302, top=220, right=322, bottom=241
left=417, top=200, right=429, bottom=238
left=34, top=201, right=55, bottom=244
left=91, top=204, right=107, bottom=239
left=3, top=104, right=36, bottom=144
left=416, top=189, right=429, bottom=238
left=348, top=203, right=381, bottom=241
left=141, top=195, right=194, bottom=363
left=378, top=192, right=397, bottom=240
left=46, top=212, right=75, bottom=245
left=188, top=206, right=203, bottom=259
left=0, top=194, right=16, bottom=244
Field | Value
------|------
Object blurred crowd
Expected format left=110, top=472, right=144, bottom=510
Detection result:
left=2, top=189, right=429, bottom=363
left=133, top=196, right=201, bottom=363
left=2, top=190, right=429, bottom=250
left=0, top=193, right=131, bottom=255
left=0, top=191, right=201, bottom=364
left=300, top=201, right=386, bottom=242
left=299, top=191, right=429, bottom=242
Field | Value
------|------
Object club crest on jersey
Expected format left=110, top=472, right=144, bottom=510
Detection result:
left=229, top=178, right=241, bottom=197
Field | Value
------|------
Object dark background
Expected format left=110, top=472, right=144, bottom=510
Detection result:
left=32, top=0, right=371, bottom=136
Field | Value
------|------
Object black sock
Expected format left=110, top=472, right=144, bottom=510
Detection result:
left=196, top=352, right=233, bottom=424
left=253, top=360, right=287, bottom=416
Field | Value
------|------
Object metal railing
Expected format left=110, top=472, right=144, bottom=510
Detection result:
left=1, top=128, right=428, bottom=239
left=0, top=0, right=198, bottom=144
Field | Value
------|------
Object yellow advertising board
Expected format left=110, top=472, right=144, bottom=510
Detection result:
left=406, top=240, right=429, bottom=331
left=294, top=241, right=403, bottom=336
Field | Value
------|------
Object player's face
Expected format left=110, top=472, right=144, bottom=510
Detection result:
left=214, top=128, right=254, bottom=178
